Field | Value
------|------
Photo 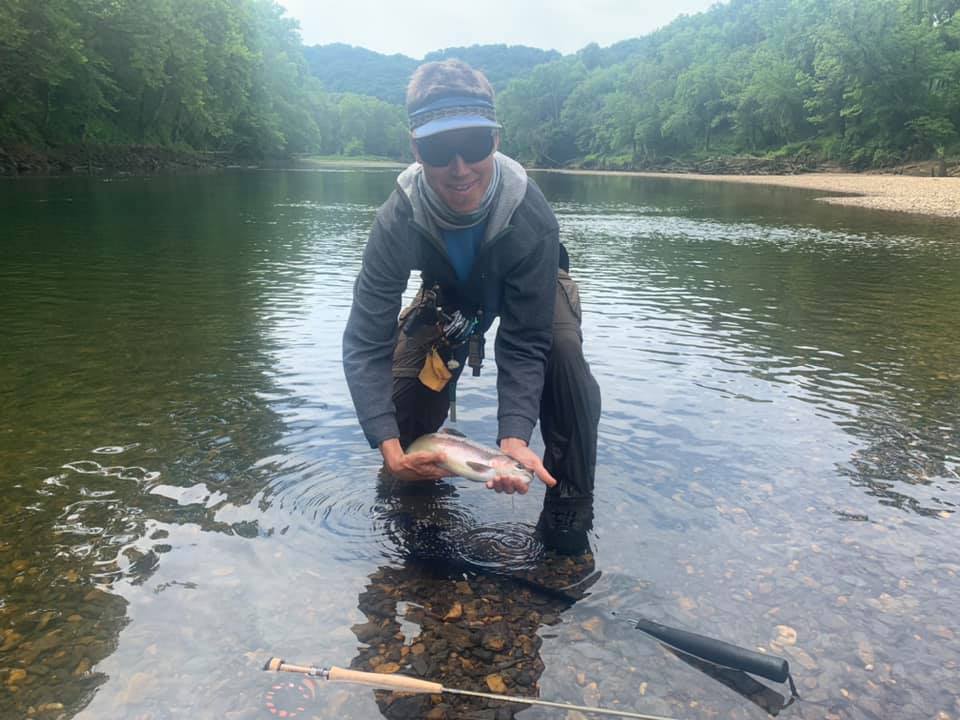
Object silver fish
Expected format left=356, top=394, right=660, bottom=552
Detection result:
left=407, top=429, right=534, bottom=485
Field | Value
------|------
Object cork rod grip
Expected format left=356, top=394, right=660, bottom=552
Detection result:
left=327, top=666, right=444, bottom=694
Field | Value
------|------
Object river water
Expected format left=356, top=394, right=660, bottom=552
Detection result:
left=0, top=170, right=957, bottom=720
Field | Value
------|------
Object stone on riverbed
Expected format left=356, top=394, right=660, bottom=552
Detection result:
left=485, top=673, right=508, bottom=693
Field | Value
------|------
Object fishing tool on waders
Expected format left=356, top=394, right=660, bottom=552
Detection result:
left=263, top=658, right=678, bottom=719
left=402, top=284, right=484, bottom=422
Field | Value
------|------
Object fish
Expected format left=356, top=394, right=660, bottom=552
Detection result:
left=406, top=428, right=534, bottom=486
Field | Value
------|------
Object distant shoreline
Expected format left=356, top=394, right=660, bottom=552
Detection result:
left=0, top=144, right=236, bottom=177
left=6, top=145, right=957, bottom=219
left=0, top=146, right=410, bottom=177
left=539, top=168, right=960, bottom=219
left=292, top=156, right=406, bottom=170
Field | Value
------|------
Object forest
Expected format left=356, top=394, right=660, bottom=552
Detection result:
left=302, top=43, right=560, bottom=106
left=1, top=0, right=958, bottom=169
left=499, top=0, right=960, bottom=169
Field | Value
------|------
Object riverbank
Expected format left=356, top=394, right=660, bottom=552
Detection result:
left=545, top=169, right=960, bottom=219
left=7, top=146, right=957, bottom=219
left=292, top=155, right=407, bottom=170
left=0, top=144, right=238, bottom=176
left=0, top=146, right=411, bottom=176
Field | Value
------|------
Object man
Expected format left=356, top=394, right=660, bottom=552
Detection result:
left=342, top=59, right=600, bottom=497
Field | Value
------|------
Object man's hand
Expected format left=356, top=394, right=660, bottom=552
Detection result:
left=494, top=437, right=557, bottom=494
left=379, top=438, right=449, bottom=481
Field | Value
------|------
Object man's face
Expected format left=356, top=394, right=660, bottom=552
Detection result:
left=413, top=128, right=499, bottom=214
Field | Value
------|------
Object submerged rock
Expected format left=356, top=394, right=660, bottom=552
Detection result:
left=485, top=674, right=508, bottom=693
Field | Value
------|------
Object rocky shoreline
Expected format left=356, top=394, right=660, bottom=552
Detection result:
left=546, top=167, right=960, bottom=219
left=0, top=144, right=238, bottom=177
left=569, top=154, right=959, bottom=178
left=576, top=154, right=831, bottom=176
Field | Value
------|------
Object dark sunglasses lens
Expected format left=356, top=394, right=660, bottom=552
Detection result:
left=417, top=139, right=453, bottom=167
left=459, top=132, right=495, bottom=163
left=418, top=131, right=494, bottom=167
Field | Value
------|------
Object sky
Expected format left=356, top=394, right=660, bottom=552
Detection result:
left=275, top=0, right=722, bottom=58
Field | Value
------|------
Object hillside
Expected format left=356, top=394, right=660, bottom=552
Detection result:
left=2, top=0, right=957, bottom=172
left=303, top=44, right=419, bottom=105
left=304, top=43, right=561, bottom=104
left=496, top=0, right=960, bottom=170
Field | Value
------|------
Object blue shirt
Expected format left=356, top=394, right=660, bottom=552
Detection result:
left=442, top=220, right=487, bottom=283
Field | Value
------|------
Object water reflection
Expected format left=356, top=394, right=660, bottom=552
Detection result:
left=538, top=175, right=960, bottom=519
left=1, top=169, right=958, bottom=720
left=840, top=399, right=959, bottom=516
left=668, top=649, right=794, bottom=716
left=0, top=172, right=351, bottom=717
left=346, top=482, right=597, bottom=719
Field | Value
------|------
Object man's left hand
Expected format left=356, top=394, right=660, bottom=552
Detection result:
left=493, top=438, right=558, bottom=494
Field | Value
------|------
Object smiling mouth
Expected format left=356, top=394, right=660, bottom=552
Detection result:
left=449, top=180, right=477, bottom=193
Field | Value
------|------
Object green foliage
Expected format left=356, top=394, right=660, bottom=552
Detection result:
left=424, top=45, right=561, bottom=91
left=302, top=43, right=561, bottom=105
left=303, top=44, right=417, bottom=105
left=327, top=93, right=408, bottom=158
left=0, top=0, right=408, bottom=159
left=497, top=0, right=960, bottom=168
left=0, top=0, right=314, bottom=155
left=5, top=0, right=959, bottom=168
left=498, top=59, right=587, bottom=166
left=734, top=49, right=812, bottom=149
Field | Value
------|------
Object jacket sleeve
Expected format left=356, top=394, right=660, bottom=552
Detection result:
left=342, top=209, right=411, bottom=448
left=495, top=222, right=559, bottom=444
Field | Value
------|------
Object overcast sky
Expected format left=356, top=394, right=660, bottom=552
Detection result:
left=276, top=0, right=722, bottom=58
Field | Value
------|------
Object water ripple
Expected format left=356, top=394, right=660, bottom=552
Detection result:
left=2, top=170, right=959, bottom=720
left=454, top=523, right=544, bottom=571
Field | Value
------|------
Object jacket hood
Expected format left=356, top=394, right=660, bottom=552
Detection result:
left=396, top=152, right=529, bottom=243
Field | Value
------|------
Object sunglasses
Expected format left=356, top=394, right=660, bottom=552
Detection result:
left=415, top=129, right=496, bottom=167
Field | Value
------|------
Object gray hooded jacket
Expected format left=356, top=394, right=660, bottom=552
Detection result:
left=342, top=153, right=560, bottom=448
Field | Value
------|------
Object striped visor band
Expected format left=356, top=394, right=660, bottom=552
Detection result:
left=408, top=96, right=501, bottom=139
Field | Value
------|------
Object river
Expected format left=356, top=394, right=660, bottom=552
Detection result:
left=0, top=169, right=957, bottom=719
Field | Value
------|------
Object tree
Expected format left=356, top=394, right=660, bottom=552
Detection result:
left=498, top=59, right=587, bottom=166
left=3, top=0, right=958, bottom=167
left=735, top=49, right=811, bottom=149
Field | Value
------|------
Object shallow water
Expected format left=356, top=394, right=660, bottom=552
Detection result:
left=0, top=170, right=957, bottom=719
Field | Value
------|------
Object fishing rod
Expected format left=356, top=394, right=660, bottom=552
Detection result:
left=263, top=658, right=678, bottom=720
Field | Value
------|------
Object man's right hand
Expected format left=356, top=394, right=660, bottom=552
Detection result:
left=380, top=438, right=449, bottom=481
